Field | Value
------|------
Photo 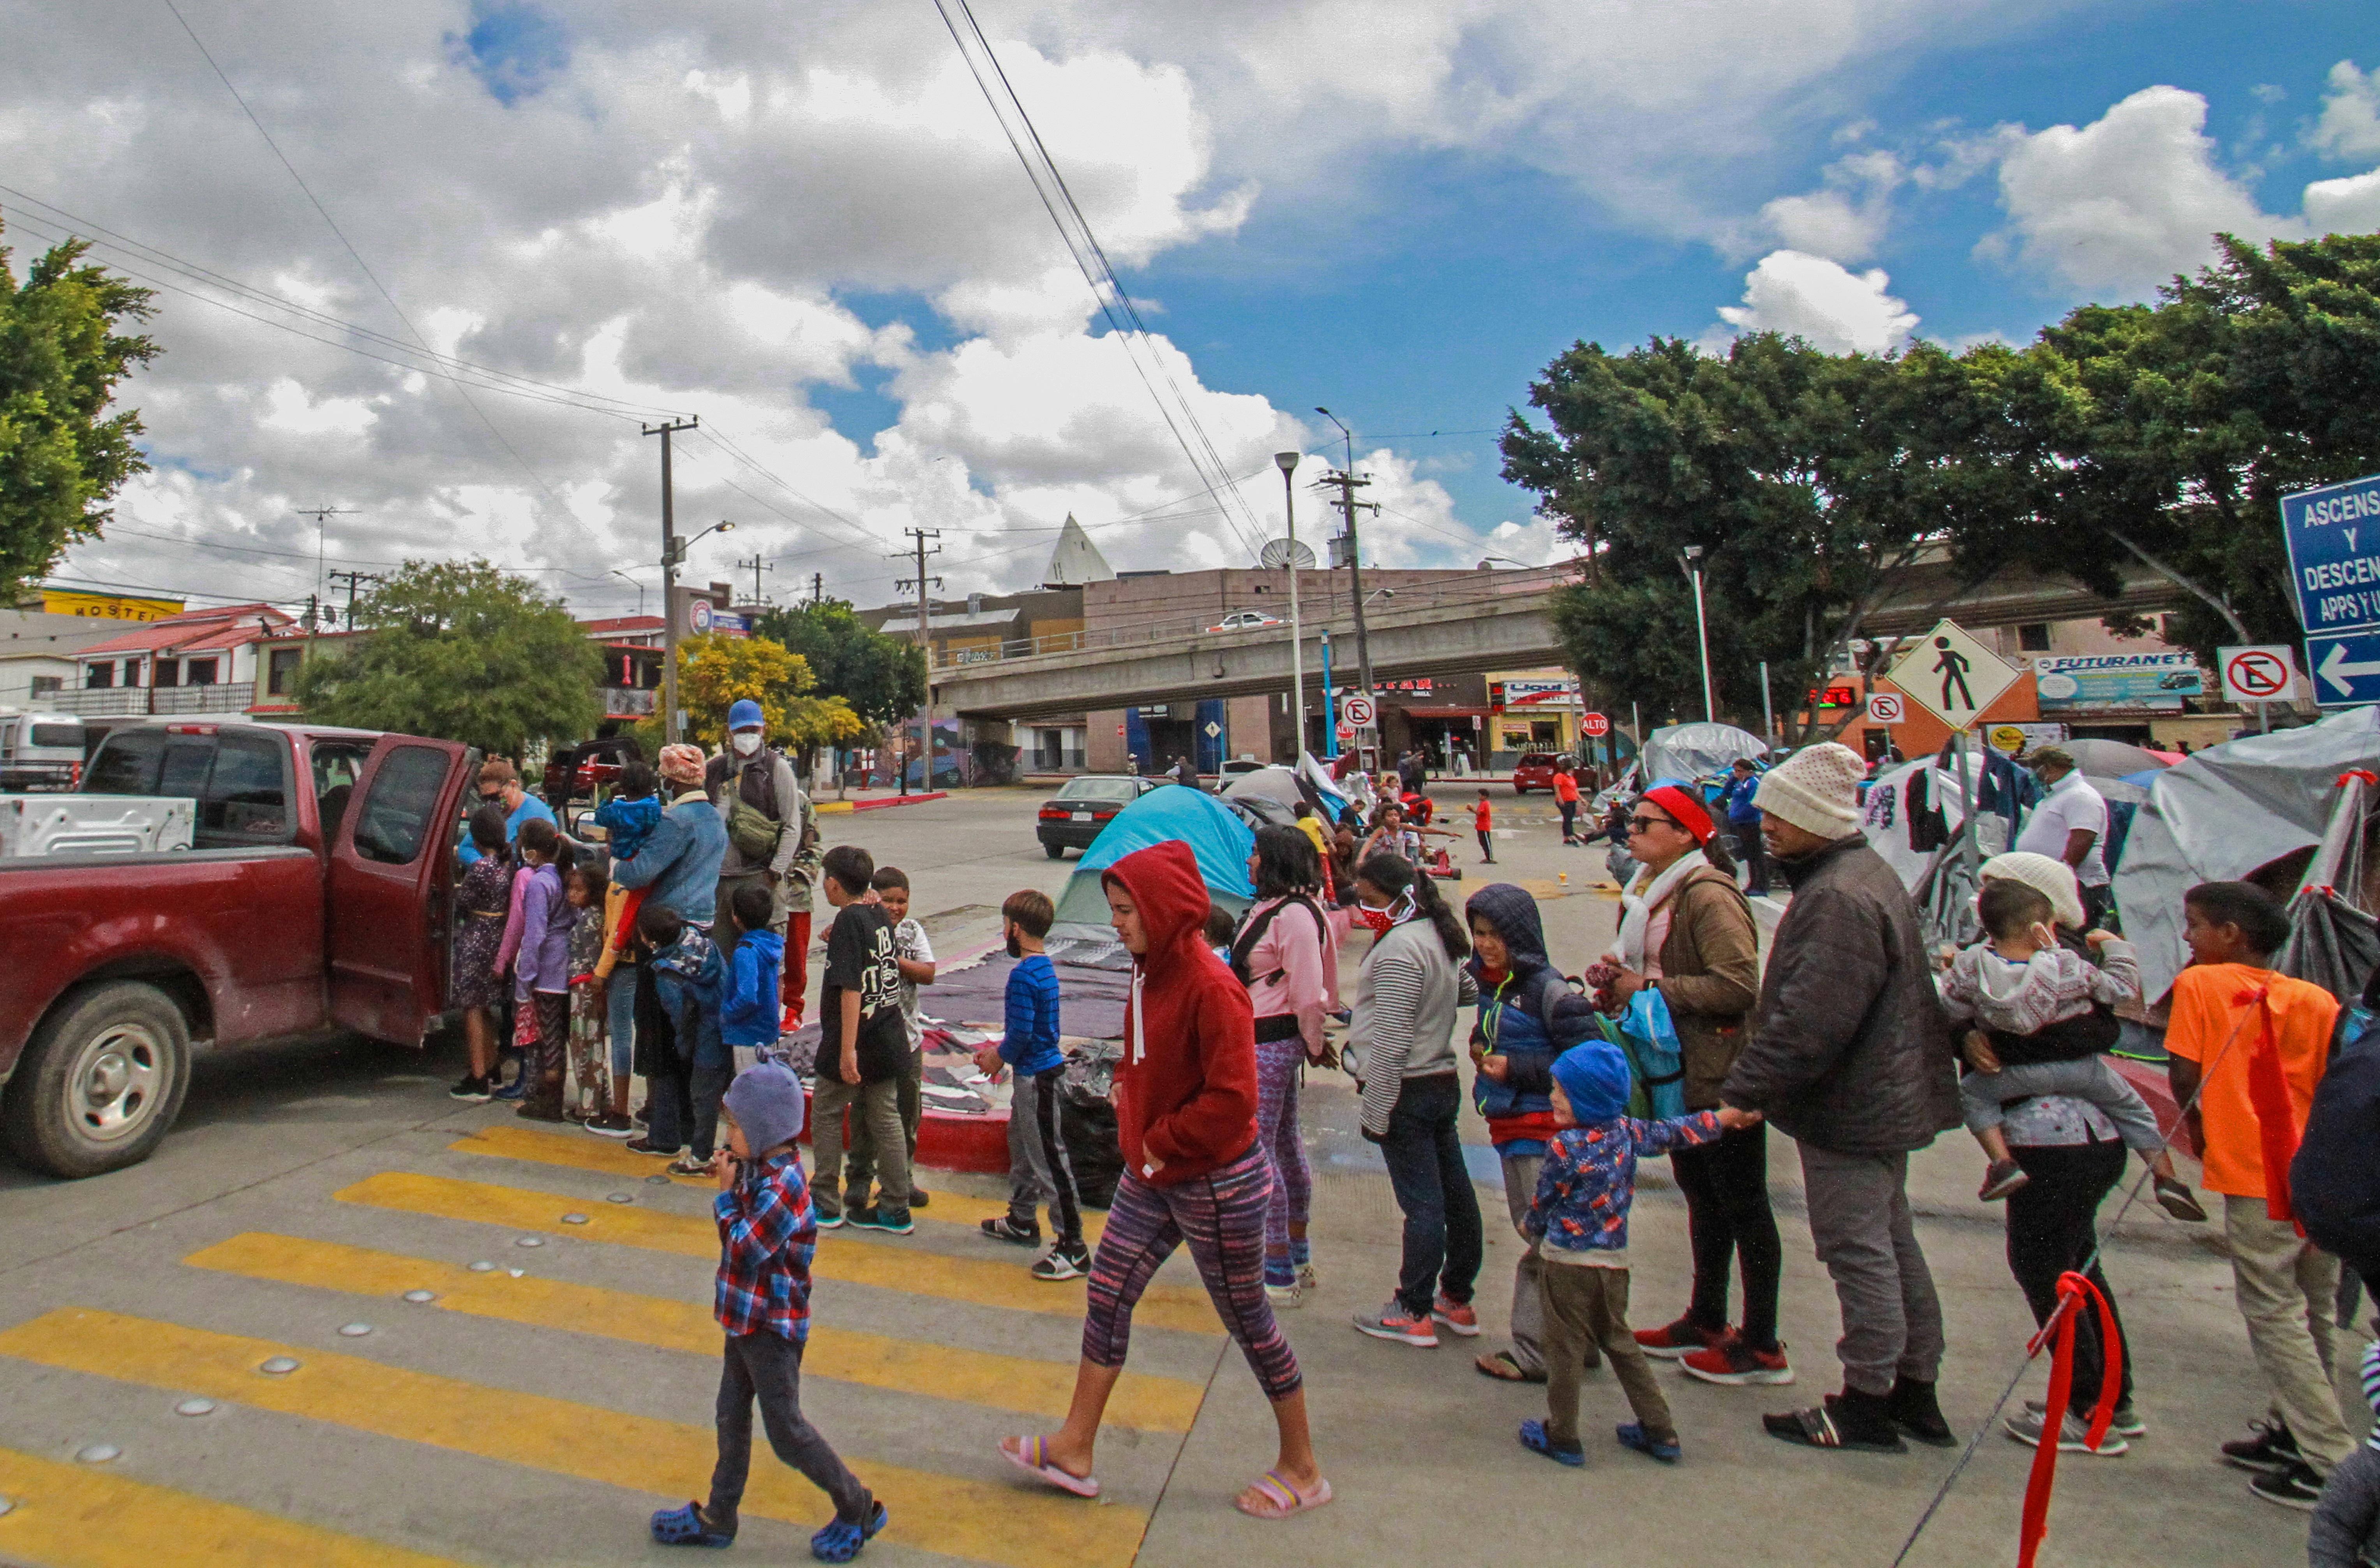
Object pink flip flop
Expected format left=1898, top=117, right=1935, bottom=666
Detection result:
left=1002, top=1435, right=1100, bottom=1499
left=1235, top=1470, right=1333, bottom=1520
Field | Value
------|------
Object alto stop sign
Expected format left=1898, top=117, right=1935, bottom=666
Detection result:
left=1581, top=712, right=1610, bottom=738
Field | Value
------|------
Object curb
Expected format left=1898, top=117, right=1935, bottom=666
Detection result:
left=815, top=791, right=949, bottom=816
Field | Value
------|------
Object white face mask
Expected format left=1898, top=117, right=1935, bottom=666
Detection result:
left=731, top=731, right=761, bottom=756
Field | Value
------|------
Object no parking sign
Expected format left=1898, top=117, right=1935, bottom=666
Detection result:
left=2219, top=645, right=2296, bottom=704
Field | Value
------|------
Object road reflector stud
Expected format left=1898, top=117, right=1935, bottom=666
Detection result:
left=644, top=1174, right=670, bottom=1185
left=74, top=1445, right=120, bottom=1464
left=174, top=1398, right=216, bottom=1416
left=402, top=1290, right=437, bottom=1304
left=606, top=1193, right=634, bottom=1204
left=258, top=1357, right=301, bottom=1376
left=515, top=1237, right=544, bottom=1248
left=0, top=1496, right=12, bottom=1516
left=561, top=1214, right=589, bottom=1226
left=338, top=1324, right=374, bottom=1338
left=468, top=1261, right=496, bottom=1273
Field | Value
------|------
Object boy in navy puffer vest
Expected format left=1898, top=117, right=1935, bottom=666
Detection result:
left=1465, top=883, right=1598, bottom=1383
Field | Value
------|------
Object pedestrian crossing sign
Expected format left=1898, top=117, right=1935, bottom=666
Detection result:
left=1884, top=618, right=2020, bottom=731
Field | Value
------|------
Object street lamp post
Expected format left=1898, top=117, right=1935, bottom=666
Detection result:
left=1276, top=451, right=1306, bottom=759
left=610, top=569, right=647, bottom=618
left=1315, top=406, right=1378, bottom=765
left=1683, top=544, right=1714, bottom=723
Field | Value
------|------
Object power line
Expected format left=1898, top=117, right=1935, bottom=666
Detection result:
left=930, top=0, right=1269, bottom=563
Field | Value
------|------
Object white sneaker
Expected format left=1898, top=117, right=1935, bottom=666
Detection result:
left=1266, top=1281, right=1305, bottom=1309
left=1296, top=1262, right=1319, bottom=1292
left=2004, top=1406, right=2127, bottom=1456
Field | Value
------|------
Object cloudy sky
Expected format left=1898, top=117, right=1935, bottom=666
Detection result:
left=3, top=1, right=2374, bottom=620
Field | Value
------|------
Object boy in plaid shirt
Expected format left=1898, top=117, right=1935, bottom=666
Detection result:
left=650, top=1062, right=888, bottom=1562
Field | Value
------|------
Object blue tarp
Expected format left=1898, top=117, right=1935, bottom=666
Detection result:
left=1053, top=785, right=1257, bottom=929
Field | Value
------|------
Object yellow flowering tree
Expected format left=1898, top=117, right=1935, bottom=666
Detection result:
left=636, top=633, right=864, bottom=753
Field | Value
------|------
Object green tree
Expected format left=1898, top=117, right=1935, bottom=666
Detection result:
left=748, top=599, right=925, bottom=728
left=1, top=231, right=159, bottom=601
left=293, top=559, right=603, bottom=756
left=632, top=632, right=863, bottom=752
left=1503, top=334, right=2017, bottom=741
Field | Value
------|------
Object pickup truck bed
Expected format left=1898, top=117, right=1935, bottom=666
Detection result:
left=0, top=722, right=471, bottom=1177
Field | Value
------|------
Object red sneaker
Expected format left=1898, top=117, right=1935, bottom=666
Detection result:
left=1431, top=1295, right=1480, bottom=1337
left=1633, top=1317, right=1723, bottom=1360
left=1681, top=1332, right=1796, bottom=1387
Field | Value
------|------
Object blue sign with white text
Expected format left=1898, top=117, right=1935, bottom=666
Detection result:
left=2308, top=631, right=2380, bottom=708
left=2282, top=473, right=2380, bottom=637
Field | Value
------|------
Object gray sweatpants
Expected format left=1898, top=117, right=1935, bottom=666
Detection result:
left=707, top=1331, right=870, bottom=1532
left=1499, top=1150, right=1561, bottom=1377
left=1960, top=1057, right=2163, bottom=1150
left=1005, top=1066, right=1084, bottom=1246
left=1800, top=1144, right=1945, bottom=1397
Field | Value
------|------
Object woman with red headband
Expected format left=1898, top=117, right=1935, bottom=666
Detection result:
left=1591, top=785, right=1783, bottom=1387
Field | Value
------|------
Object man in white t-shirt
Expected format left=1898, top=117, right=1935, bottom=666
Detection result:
left=2016, top=747, right=2113, bottom=927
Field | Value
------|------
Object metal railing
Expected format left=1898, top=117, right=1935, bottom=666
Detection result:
left=930, top=563, right=1580, bottom=673
left=52, top=682, right=259, bottom=717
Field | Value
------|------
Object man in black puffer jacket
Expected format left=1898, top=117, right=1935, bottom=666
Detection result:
left=1718, top=743, right=1960, bottom=1456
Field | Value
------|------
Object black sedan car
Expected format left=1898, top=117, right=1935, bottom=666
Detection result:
left=1035, top=774, right=1160, bottom=857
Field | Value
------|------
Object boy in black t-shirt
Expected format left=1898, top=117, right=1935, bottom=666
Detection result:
left=810, top=844, right=914, bottom=1234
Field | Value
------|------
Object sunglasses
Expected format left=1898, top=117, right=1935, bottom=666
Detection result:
left=1626, top=813, right=1674, bottom=835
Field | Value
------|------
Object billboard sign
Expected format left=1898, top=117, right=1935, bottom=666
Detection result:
left=2031, top=652, right=2201, bottom=712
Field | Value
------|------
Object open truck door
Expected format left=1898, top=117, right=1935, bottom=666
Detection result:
left=327, top=736, right=470, bottom=1045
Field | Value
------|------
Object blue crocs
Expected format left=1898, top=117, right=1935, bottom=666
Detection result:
left=811, top=1500, right=888, bottom=1563
left=1518, top=1418, right=1585, bottom=1467
left=1616, top=1422, right=1681, bottom=1464
left=650, top=1501, right=734, bottom=1548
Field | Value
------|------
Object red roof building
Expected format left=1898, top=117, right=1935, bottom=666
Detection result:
left=65, top=604, right=298, bottom=717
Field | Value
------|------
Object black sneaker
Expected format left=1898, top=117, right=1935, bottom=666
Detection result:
left=2248, top=1459, right=2324, bottom=1510
left=1032, top=1244, right=1090, bottom=1282
left=849, top=1207, right=914, bottom=1235
left=981, top=1216, right=1040, bottom=1247
left=623, top=1135, right=680, bottom=1159
left=909, top=1187, right=930, bottom=1209
left=448, top=1073, right=492, bottom=1102
left=1886, top=1376, right=1957, bottom=1448
left=2220, top=1418, right=2301, bottom=1475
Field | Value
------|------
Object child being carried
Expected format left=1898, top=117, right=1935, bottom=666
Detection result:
left=1940, top=879, right=2205, bottom=1221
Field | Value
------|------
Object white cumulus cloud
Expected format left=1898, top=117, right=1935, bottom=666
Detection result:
left=1707, top=250, right=1918, bottom=355
left=2314, top=60, right=2380, bottom=161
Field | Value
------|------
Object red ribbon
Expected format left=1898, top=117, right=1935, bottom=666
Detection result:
left=2234, top=982, right=2302, bottom=1226
left=2017, top=1271, right=2122, bottom=1568
left=2339, top=770, right=2378, bottom=788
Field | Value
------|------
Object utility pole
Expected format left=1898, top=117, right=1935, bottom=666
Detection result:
left=293, top=506, right=356, bottom=638
left=737, top=554, right=774, bottom=608
left=811, top=572, right=824, bottom=607
left=897, top=529, right=943, bottom=796
left=327, top=570, right=381, bottom=630
left=1276, top=452, right=1307, bottom=759
left=1321, top=465, right=1378, bottom=756
left=643, top=418, right=699, bottom=744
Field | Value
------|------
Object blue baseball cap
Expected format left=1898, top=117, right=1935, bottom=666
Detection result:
left=727, top=698, right=764, bottom=731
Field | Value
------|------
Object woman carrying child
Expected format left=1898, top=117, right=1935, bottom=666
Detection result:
left=1234, top=826, right=1334, bottom=1306
left=1592, top=787, right=1784, bottom=1387
left=448, top=805, right=515, bottom=1102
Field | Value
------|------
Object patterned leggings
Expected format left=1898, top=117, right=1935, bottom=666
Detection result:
left=1081, top=1148, right=1302, bottom=1402
left=566, top=980, right=609, bottom=1110
left=1254, top=1038, right=1311, bottom=1258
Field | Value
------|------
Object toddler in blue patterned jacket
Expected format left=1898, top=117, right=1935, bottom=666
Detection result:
left=1519, top=1041, right=1761, bottom=1468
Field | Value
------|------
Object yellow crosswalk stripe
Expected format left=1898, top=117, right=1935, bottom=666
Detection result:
left=0, top=1309, right=1147, bottom=1568
left=184, top=1232, right=1201, bottom=1433
left=448, top=1124, right=1106, bottom=1243
left=0, top=1445, right=463, bottom=1568
left=334, top=1171, right=1219, bottom=1336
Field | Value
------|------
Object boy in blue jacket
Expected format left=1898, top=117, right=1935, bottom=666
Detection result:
left=1466, top=883, right=1598, bottom=1382
left=646, top=904, right=727, bottom=1178
left=649, top=1061, right=886, bottom=1562
left=974, top=889, right=1087, bottom=1281
left=720, top=882, right=785, bottom=1061
left=1520, top=1042, right=1759, bottom=1468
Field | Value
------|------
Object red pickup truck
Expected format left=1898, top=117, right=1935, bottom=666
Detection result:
left=0, top=719, right=475, bottom=1178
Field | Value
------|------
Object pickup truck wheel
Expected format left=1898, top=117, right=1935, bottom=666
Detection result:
left=1, top=982, right=191, bottom=1179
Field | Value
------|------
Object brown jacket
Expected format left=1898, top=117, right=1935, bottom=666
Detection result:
left=1652, top=866, right=1761, bottom=1109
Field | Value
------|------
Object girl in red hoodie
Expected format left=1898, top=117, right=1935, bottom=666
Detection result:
left=1000, top=840, right=1331, bottom=1519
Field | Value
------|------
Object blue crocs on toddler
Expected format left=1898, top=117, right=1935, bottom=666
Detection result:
left=651, top=1501, right=734, bottom=1548
left=1518, top=1418, right=1586, bottom=1467
left=811, top=1499, right=888, bottom=1563
left=1616, top=1422, right=1681, bottom=1464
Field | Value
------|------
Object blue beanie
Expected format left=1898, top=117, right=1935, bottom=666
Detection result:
left=1550, top=1042, right=1631, bottom=1126
left=727, top=698, right=765, bottom=731
left=723, top=1060, right=806, bottom=1154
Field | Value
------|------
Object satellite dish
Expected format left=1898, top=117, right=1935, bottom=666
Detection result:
left=1258, top=537, right=1317, bottom=570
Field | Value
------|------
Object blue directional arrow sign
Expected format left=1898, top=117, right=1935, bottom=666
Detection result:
left=2280, top=473, right=2380, bottom=707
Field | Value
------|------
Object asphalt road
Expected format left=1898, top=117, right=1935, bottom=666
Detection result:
left=0, top=780, right=2347, bottom=1567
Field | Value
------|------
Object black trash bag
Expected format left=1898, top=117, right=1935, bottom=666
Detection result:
left=1059, top=1096, right=1122, bottom=1210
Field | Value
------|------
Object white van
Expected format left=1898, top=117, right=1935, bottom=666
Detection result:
left=0, top=712, right=86, bottom=791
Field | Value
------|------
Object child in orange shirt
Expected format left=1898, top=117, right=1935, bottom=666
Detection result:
left=2164, top=880, right=2348, bottom=1509
left=1473, top=790, right=1495, bottom=865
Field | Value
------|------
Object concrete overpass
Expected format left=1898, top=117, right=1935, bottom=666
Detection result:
left=930, top=556, right=2191, bottom=723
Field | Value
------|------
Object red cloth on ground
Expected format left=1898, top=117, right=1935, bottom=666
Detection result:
left=1102, top=841, right=1259, bottom=1188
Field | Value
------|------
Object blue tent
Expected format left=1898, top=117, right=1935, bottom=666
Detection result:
left=1052, top=785, right=1256, bottom=930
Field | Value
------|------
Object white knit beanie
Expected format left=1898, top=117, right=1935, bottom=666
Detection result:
left=1979, top=851, right=2087, bottom=930
left=1754, top=742, right=1865, bottom=837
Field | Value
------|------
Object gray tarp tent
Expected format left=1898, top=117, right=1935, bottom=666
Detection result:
left=1636, top=722, right=1770, bottom=787
left=2114, top=706, right=2380, bottom=1001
